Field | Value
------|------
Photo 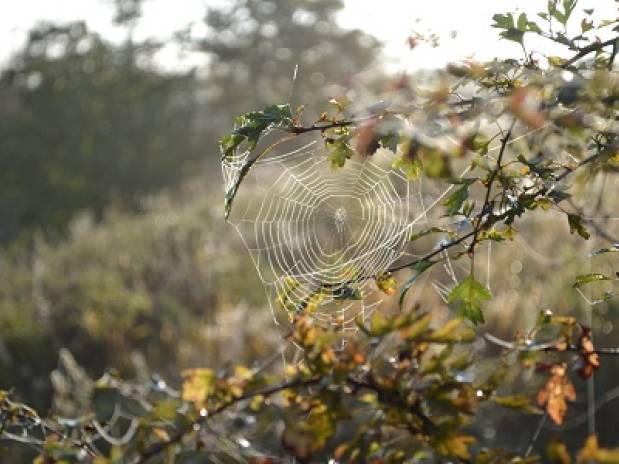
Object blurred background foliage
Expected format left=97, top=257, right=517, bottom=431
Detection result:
left=1, top=0, right=619, bottom=461
left=0, top=0, right=380, bottom=243
left=0, top=0, right=381, bottom=407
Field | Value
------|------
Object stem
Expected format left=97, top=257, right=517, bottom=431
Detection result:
left=289, top=115, right=377, bottom=135
left=468, top=119, right=516, bottom=256
left=484, top=332, right=619, bottom=356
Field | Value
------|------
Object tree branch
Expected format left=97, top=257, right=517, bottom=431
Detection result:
left=561, top=36, right=619, bottom=69
left=135, top=377, right=321, bottom=463
left=484, top=332, right=619, bottom=356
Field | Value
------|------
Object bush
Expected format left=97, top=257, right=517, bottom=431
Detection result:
left=0, top=181, right=277, bottom=411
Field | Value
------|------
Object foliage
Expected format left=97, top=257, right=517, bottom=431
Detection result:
left=0, top=309, right=616, bottom=462
left=0, top=22, right=203, bottom=242
left=4, top=0, right=619, bottom=462
left=0, top=182, right=274, bottom=413
left=0, top=0, right=380, bottom=243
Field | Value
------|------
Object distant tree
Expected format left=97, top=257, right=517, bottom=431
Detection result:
left=0, top=22, right=202, bottom=241
left=0, top=0, right=381, bottom=242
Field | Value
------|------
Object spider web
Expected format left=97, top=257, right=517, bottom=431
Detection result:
left=222, top=134, right=442, bottom=332
left=221, top=115, right=563, bottom=328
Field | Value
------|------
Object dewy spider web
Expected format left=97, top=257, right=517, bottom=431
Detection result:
left=224, top=136, right=425, bottom=330
left=222, top=123, right=554, bottom=333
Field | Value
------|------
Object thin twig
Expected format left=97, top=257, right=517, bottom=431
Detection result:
left=289, top=115, right=378, bottom=135
left=468, top=119, right=516, bottom=256
left=483, top=332, right=619, bottom=356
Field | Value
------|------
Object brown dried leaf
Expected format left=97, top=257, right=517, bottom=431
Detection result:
left=537, top=363, right=576, bottom=425
left=355, top=120, right=380, bottom=156
left=578, top=327, right=600, bottom=379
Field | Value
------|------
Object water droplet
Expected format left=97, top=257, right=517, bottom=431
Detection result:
left=237, top=437, right=250, bottom=448
left=561, top=70, right=574, bottom=82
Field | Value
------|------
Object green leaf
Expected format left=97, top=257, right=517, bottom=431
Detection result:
left=552, top=10, right=566, bottom=25
left=442, top=181, right=473, bottom=215
left=492, top=13, right=527, bottom=44
left=400, top=313, right=433, bottom=341
left=478, top=229, right=507, bottom=242
left=500, top=29, right=525, bottom=45
left=562, top=0, right=577, bottom=22
left=219, top=104, right=293, bottom=161
left=581, top=18, right=594, bottom=33
left=393, top=153, right=422, bottom=181
left=328, top=138, right=354, bottom=169
left=219, top=133, right=245, bottom=160
left=220, top=104, right=294, bottom=217
left=492, top=13, right=515, bottom=30
left=369, top=311, right=391, bottom=336
left=332, top=284, right=362, bottom=300
left=375, top=272, right=397, bottom=295
left=567, top=214, right=590, bottom=240
left=527, top=21, right=543, bottom=33
left=517, top=13, right=528, bottom=31
left=573, top=273, right=612, bottom=288
left=434, top=435, right=475, bottom=460
left=379, top=132, right=399, bottom=152
left=447, top=274, right=492, bottom=325
left=427, top=318, right=476, bottom=343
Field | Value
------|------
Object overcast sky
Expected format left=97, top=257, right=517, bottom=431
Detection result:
left=1, top=0, right=617, bottom=71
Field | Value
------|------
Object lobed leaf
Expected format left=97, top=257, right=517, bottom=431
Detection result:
left=447, top=274, right=492, bottom=325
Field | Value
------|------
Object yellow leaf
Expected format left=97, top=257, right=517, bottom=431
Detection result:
left=400, top=313, right=432, bottom=341
left=547, top=439, right=571, bottom=464
left=435, top=435, right=475, bottom=460
left=181, top=368, right=215, bottom=409
left=578, top=435, right=619, bottom=463
left=376, top=272, right=397, bottom=295
left=152, top=427, right=170, bottom=442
